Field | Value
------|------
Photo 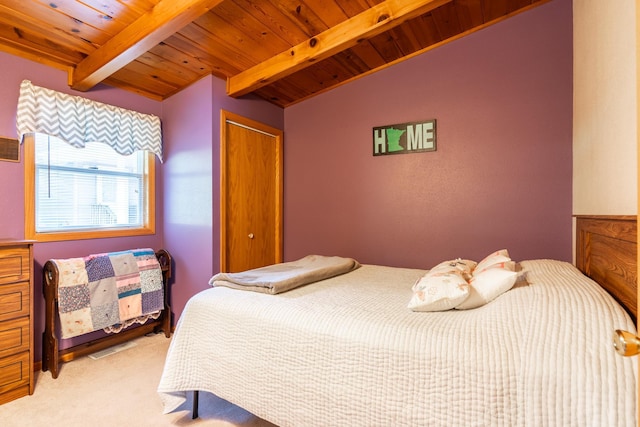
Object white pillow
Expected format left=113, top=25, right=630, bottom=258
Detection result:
left=426, top=258, right=477, bottom=281
left=408, top=271, right=470, bottom=312
left=474, top=249, right=511, bottom=274
left=475, top=259, right=516, bottom=275
left=455, top=267, right=517, bottom=310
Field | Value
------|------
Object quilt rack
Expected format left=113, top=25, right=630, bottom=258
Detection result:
left=42, top=249, right=172, bottom=379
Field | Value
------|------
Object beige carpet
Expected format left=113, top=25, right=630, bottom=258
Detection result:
left=0, top=333, right=277, bottom=427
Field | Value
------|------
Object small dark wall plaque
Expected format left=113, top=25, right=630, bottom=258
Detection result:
left=373, top=119, right=436, bottom=156
left=0, top=137, right=19, bottom=162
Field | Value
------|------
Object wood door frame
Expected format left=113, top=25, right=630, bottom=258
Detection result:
left=220, top=110, right=284, bottom=272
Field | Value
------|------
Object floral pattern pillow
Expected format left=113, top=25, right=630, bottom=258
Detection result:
left=455, top=266, right=518, bottom=310
left=408, top=250, right=518, bottom=312
left=408, top=270, right=470, bottom=312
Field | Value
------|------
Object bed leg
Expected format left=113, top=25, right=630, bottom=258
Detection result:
left=192, top=390, right=199, bottom=419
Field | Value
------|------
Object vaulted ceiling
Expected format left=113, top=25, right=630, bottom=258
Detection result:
left=0, top=0, right=549, bottom=108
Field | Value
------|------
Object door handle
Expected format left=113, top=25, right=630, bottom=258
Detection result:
left=248, top=233, right=254, bottom=239
left=613, top=329, right=640, bottom=356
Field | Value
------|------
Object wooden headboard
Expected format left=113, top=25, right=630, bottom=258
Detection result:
left=575, top=215, right=637, bottom=321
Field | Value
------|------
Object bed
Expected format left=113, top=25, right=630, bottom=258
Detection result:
left=158, top=215, right=637, bottom=426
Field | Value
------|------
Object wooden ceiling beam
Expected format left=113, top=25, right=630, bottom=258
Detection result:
left=70, top=0, right=224, bottom=92
left=226, top=0, right=452, bottom=98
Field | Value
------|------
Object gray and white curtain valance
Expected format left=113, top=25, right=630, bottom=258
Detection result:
left=16, top=80, right=163, bottom=161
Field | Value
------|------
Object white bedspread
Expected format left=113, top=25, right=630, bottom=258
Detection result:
left=157, top=260, right=637, bottom=426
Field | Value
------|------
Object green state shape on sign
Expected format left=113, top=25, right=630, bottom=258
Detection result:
left=386, top=128, right=405, bottom=152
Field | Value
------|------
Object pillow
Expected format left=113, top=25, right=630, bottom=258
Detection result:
left=427, top=258, right=477, bottom=281
left=408, top=271, right=470, bottom=312
left=476, top=260, right=516, bottom=275
left=474, top=249, right=512, bottom=274
left=455, top=266, right=517, bottom=310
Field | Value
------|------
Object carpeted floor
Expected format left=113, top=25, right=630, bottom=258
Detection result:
left=0, top=333, right=277, bottom=427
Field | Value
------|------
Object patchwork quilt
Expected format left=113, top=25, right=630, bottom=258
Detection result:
left=53, top=248, right=164, bottom=339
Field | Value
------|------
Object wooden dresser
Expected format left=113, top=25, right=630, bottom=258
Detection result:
left=0, top=241, right=34, bottom=405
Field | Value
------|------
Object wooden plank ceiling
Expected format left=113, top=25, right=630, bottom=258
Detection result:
left=0, top=0, right=549, bottom=108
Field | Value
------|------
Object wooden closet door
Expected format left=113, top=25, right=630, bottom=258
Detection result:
left=221, top=111, right=283, bottom=273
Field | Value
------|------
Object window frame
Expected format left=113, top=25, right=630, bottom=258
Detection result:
left=24, top=134, right=156, bottom=242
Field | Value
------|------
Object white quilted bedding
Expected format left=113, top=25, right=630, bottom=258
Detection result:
left=157, top=260, right=637, bottom=426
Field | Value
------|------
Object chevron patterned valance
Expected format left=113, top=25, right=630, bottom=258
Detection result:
left=16, top=80, right=163, bottom=161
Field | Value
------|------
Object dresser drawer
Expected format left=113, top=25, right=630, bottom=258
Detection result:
left=0, top=282, right=29, bottom=322
left=0, top=317, right=29, bottom=359
left=0, top=351, right=29, bottom=395
left=0, top=247, right=30, bottom=286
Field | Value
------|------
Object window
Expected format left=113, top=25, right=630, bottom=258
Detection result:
left=24, top=133, right=155, bottom=241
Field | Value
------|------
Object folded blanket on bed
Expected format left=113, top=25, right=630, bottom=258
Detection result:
left=209, top=255, right=361, bottom=294
left=54, top=248, right=164, bottom=339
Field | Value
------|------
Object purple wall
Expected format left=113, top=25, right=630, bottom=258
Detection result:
left=0, top=52, right=164, bottom=358
left=283, top=0, right=573, bottom=268
left=161, top=75, right=283, bottom=320
left=161, top=76, right=214, bottom=326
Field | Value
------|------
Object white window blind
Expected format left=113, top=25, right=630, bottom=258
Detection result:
left=34, top=134, right=145, bottom=232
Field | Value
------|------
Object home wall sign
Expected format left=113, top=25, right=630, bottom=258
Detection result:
left=373, top=119, right=436, bottom=156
